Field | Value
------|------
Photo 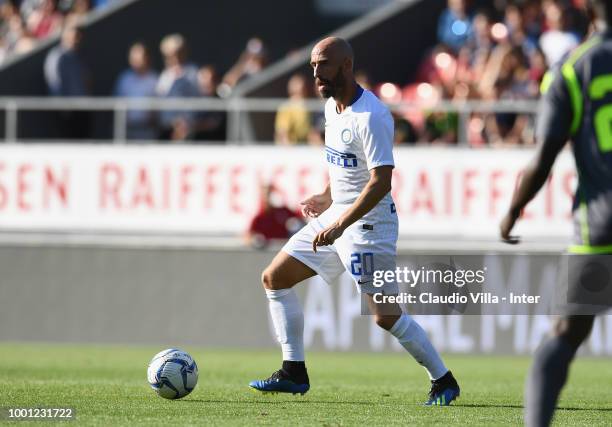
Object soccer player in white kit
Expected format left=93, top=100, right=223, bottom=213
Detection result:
left=249, top=37, right=460, bottom=405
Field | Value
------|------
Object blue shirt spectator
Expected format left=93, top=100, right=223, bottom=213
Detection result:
left=156, top=34, right=199, bottom=140
left=114, top=42, right=158, bottom=140
left=437, top=0, right=473, bottom=53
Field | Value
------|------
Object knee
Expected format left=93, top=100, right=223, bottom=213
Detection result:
left=375, top=314, right=400, bottom=331
left=261, top=266, right=289, bottom=290
left=553, top=316, right=594, bottom=349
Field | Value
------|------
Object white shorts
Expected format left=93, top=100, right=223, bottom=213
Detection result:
left=282, top=203, right=399, bottom=294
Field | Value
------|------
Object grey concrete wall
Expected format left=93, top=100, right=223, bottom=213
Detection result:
left=1, top=243, right=611, bottom=355
left=0, top=245, right=273, bottom=346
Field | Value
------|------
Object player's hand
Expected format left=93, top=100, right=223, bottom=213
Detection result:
left=500, top=209, right=521, bottom=244
left=300, top=193, right=332, bottom=218
left=312, top=222, right=344, bottom=252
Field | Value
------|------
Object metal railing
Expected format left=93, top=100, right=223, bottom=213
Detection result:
left=0, top=96, right=540, bottom=144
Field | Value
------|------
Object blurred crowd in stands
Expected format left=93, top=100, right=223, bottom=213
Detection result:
left=0, top=0, right=595, bottom=144
left=387, top=0, right=590, bottom=146
left=274, top=0, right=591, bottom=147
left=42, top=28, right=265, bottom=140
left=0, top=0, right=117, bottom=63
left=109, top=34, right=269, bottom=141
left=113, top=34, right=228, bottom=141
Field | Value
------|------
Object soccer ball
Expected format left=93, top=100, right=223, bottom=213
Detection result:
left=147, top=348, right=198, bottom=399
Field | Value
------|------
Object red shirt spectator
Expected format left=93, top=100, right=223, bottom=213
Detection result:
left=246, top=185, right=303, bottom=248
left=249, top=207, right=300, bottom=240
left=27, top=0, right=62, bottom=39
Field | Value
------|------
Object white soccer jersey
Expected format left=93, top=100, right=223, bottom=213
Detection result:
left=324, top=88, right=396, bottom=221
left=282, top=87, right=399, bottom=293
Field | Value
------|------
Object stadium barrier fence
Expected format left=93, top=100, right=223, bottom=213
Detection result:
left=0, top=96, right=539, bottom=144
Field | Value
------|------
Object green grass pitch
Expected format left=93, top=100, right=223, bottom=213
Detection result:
left=2, top=343, right=611, bottom=426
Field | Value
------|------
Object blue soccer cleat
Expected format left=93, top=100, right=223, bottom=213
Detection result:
left=249, top=369, right=310, bottom=395
left=425, top=370, right=460, bottom=406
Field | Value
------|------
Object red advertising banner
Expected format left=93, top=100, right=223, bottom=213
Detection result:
left=0, top=145, right=576, bottom=238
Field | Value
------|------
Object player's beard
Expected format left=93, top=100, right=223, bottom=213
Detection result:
left=318, top=67, right=345, bottom=99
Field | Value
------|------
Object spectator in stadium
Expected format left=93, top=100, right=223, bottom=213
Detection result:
left=504, top=3, right=523, bottom=37
left=191, top=64, right=226, bottom=141
left=393, top=112, right=418, bottom=144
left=114, top=42, right=158, bottom=140
left=504, top=4, right=538, bottom=57
left=496, top=45, right=532, bottom=99
left=308, top=77, right=325, bottom=146
left=44, top=23, right=91, bottom=138
left=539, top=0, right=579, bottom=66
left=44, top=24, right=88, bottom=96
left=156, top=33, right=199, bottom=141
left=423, top=109, right=458, bottom=144
left=219, top=37, right=268, bottom=96
left=19, top=0, right=43, bottom=23
left=0, top=1, right=18, bottom=38
left=437, top=0, right=473, bottom=53
left=27, top=0, right=63, bottom=39
left=0, top=39, right=6, bottom=64
left=453, top=46, right=475, bottom=88
left=197, top=64, right=218, bottom=97
left=308, top=116, right=325, bottom=145
left=522, top=0, right=543, bottom=42
left=274, top=73, right=311, bottom=145
left=467, top=9, right=494, bottom=56
left=481, top=46, right=534, bottom=146
left=245, top=184, right=304, bottom=249
left=415, top=44, right=458, bottom=94
left=63, top=0, right=91, bottom=25
left=527, top=47, right=547, bottom=95
left=0, top=0, right=102, bottom=65
left=4, top=12, right=35, bottom=55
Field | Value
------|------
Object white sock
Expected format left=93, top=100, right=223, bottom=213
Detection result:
left=265, top=288, right=305, bottom=361
left=389, top=314, right=448, bottom=380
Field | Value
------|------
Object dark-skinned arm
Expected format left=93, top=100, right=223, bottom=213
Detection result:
left=500, top=136, right=566, bottom=243
left=501, top=61, right=574, bottom=243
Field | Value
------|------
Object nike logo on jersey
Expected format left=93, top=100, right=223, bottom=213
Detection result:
left=325, top=146, right=358, bottom=168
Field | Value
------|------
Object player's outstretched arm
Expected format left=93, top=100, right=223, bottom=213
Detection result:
left=312, top=166, right=392, bottom=252
left=502, top=62, right=572, bottom=243
left=300, top=183, right=332, bottom=218
left=500, top=135, right=566, bottom=243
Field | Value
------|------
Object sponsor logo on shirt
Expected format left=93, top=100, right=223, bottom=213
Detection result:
left=325, top=146, right=358, bottom=168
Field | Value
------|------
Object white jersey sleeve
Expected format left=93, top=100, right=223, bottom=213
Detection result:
left=360, top=110, right=395, bottom=170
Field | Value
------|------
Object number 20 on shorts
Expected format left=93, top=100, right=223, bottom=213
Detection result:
left=350, top=252, right=374, bottom=276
